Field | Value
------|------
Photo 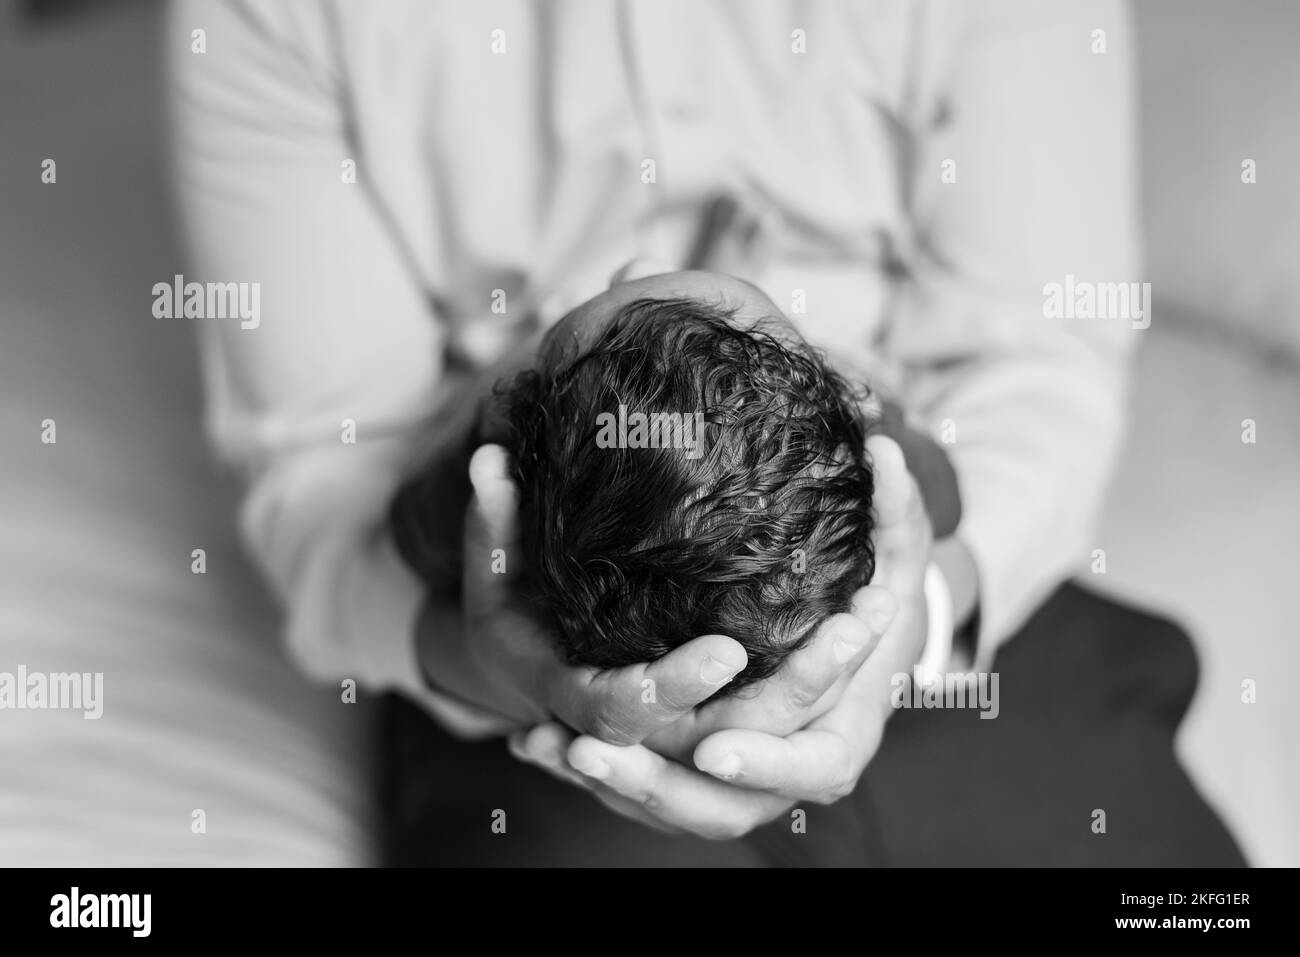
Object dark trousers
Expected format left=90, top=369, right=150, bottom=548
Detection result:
left=382, top=584, right=1246, bottom=867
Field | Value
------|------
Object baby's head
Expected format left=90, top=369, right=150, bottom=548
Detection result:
left=495, top=271, right=875, bottom=692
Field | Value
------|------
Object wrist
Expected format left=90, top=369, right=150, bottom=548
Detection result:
left=919, top=534, right=983, bottom=677
left=916, top=562, right=954, bottom=684
left=930, top=535, right=979, bottom=626
left=414, top=591, right=473, bottom=700
left=413, top=591, right=519, bottom=737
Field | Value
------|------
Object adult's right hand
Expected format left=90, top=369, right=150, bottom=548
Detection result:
left=511, top=435, right=928, bottom=838
left=415, top=444, right=752, bottom=742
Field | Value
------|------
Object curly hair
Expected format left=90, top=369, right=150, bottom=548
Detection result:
left=496, top=297, right=875, bottom=691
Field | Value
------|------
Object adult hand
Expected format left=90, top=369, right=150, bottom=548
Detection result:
left=511, top=435, right=931, bottom=838
left=415, top=443, right=752, bottom=742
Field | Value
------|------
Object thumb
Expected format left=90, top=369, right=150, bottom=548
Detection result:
left=463, top=444, right=523, bottom=607
left=866, top=435, right=930, bottom=589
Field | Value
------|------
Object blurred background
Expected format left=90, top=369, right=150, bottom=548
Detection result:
left=1, top=0, right=1296, bottom=866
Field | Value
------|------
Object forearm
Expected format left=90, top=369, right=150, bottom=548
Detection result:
left=891, top=0, right=1139, bottom=656
left=931, top=535, right=978, bottom=627
left=413, top=591, right=498, bottom=717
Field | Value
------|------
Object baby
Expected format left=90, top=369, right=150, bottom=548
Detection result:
left=393, top=270, right=957, bottom=693
left=495, top=293, right=874, bottom=690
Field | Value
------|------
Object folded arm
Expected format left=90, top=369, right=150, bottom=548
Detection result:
left=892, top=0, right=1142, bottom=662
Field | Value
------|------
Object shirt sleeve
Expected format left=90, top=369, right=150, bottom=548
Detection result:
left=891, top=0, right=1143, bottom=666
left=166, top=0, right=505, bottom=733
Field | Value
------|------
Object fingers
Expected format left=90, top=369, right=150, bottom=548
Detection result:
left=564, top=736, right=789, bottom=840
left=686, top=585, right=916, bottom=805
left=733, top=612, right=880, bottom=729
left=675, top=592, right=897, bottom=749
left=770, top=612, right=880, bottom=709
left=509, top=723, right=686, bottom=834
left=548, top=633, right=748, bottom=745
left=692, top=727, right=859, bottom=803
left=461, top=444, right=750, bottom=746
left=462, top=444, right=523, bottom=615
left=468, top=444, right=518, bottom=528
left=850, top=583, right=900, bottom=634
left=865, top=435, right=931, bottom=588
left=584, top=791, right=687, bottom=835
left=507, top=723, right=589, bottom=789
left=463, top=442, right=744, bottom=743
left=865, top=434, right=915, bottom=531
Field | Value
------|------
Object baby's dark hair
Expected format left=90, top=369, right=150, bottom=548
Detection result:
left=498, top=297, right=875, bottom=691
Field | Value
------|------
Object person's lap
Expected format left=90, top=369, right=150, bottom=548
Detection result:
left=383, top=584, right=1245, bottom=867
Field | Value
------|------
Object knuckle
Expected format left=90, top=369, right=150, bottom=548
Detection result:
left=782, top=677, right=824, bottom=712
left=587, top=705, right=639, bottom=746
left=572, top=673, right=644, bottom=745
left=646, top=678, right=692, bottom=717
left=729, top=678, right=767, bottom=702
left=638, top=779, right=668, bottom=816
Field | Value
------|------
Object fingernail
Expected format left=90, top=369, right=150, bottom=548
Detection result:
left=523, top=733, right=565, bottom=769
left=708, top=753, right=743, bottom=779
left=700, top=655, right=739, bottom=685
left=570, top=756, right=610, bottom=780
left=536, top=744, right=566, bottom=769
left=832, top=634, right=863, bottom=663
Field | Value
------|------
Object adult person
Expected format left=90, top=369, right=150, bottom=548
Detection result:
left=169, top=0, right=1143, bottom=854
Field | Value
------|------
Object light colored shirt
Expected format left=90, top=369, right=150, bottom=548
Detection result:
left=168, top=0, right=1140, bottom=728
